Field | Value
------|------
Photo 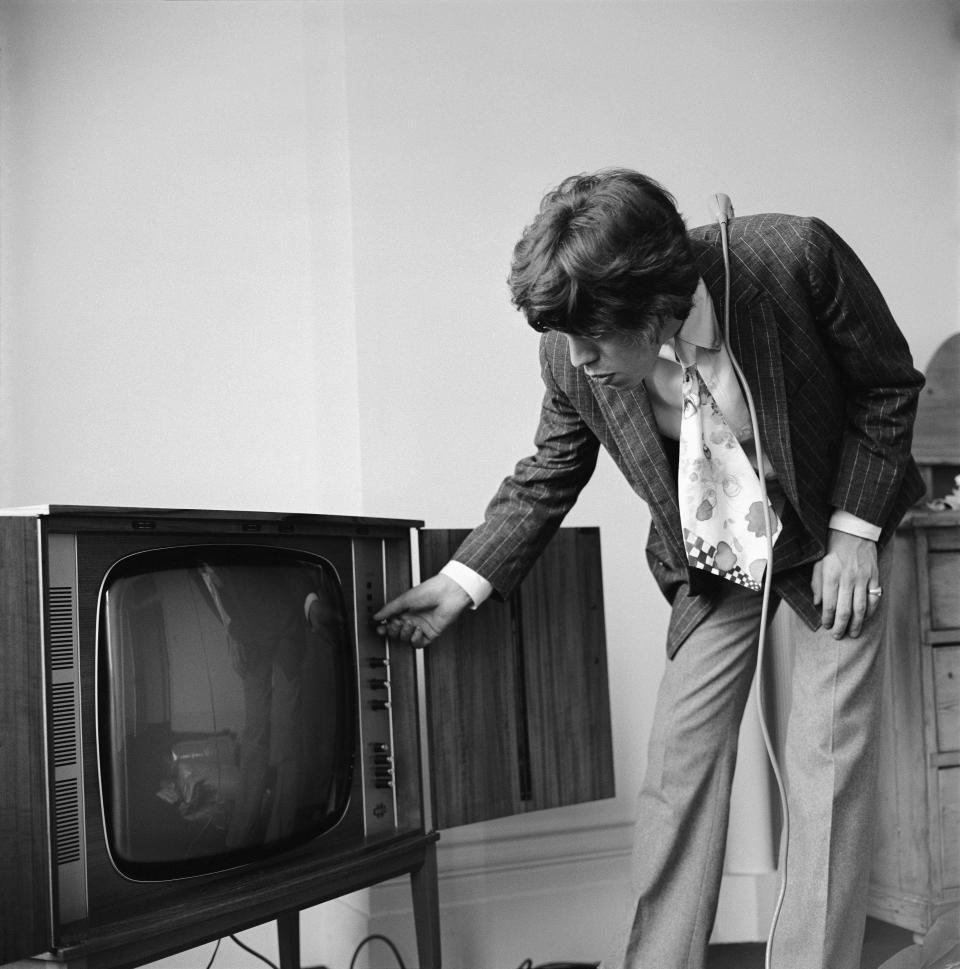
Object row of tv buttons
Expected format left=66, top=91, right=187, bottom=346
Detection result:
left=371, top=742, right=393, bottom=789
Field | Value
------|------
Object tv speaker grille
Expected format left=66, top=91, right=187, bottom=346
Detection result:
left=48, top=586, right=76, bottom=671
left=51, top=682, right=78, bottom=769
left=53, top=777, right=82, bottom=865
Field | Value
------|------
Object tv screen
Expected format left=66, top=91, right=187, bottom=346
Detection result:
left=98, top=545, right=356, bottom=879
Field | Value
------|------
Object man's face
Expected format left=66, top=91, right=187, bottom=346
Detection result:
left=564, top=323, right=677, bottom=391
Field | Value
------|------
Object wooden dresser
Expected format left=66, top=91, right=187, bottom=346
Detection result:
left=868, top=334, right=960, bottom=938
left=869, top=507, right=960, bottom=936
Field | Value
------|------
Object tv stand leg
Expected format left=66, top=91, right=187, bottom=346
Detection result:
left=276, top=910, right=300, bottom=969
left=410, top=840, right=441, bottom=969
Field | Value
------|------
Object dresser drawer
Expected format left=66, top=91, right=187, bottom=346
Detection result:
left=927, top=531, right=960, bottom=630
left=934, top=646, right=960, bottom=753
left=938, top=766, right=960, bottom=890
left=927, top=527, right=960, bottom=552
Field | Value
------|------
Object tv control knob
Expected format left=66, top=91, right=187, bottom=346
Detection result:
left=369, top=699, right=391, bottom=711
left=371, top=742, right=390, bottom=753
left=373, top=754, right=393, bottom=765
left=368, top=678, right=389, bottom=690
left=375, top=780, right=394, bottom=789
left=368, top=657, right=390, bottom=669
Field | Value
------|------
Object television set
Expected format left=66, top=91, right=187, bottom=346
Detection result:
left=0, top=506, right=439, bottom=969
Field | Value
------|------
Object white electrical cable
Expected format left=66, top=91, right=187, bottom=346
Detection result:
left=716, top=217, right=789, bottom=969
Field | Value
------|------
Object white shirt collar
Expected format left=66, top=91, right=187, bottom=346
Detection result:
left=659, top=279, right=721, bottom=367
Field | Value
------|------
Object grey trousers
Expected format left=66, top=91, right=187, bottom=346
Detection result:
left=611, top=546, right=892, bottom=969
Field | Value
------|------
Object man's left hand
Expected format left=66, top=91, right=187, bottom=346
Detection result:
left=811, top=529, right=881, bottom=639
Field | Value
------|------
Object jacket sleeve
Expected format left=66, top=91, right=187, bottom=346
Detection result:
left=804, top=218, right=925, bottom=530
left=450, top=335, right=600, bottom=599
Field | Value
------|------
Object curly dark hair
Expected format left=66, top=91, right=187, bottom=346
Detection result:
left=508, top=169, right=699, bottom=338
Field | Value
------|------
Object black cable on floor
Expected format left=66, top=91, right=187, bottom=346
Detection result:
left=204, top=939, right=222, bottom=969
left=348, top=933, right=407, bottom=969
left=229, top=933, right=281, bottom=969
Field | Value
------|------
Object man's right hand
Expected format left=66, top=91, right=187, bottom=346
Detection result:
left=373, top=573, right=472, bottom=647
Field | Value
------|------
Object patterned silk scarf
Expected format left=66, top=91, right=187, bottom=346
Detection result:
left=678, top=365, right=781, bottom=591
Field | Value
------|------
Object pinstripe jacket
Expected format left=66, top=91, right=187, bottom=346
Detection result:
left=453, top=215, right=926, bottom=655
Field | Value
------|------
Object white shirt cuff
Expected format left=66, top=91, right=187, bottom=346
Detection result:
left=440, top=560, right=493, bottom=609
left=829, top=509, right=882, bottom=542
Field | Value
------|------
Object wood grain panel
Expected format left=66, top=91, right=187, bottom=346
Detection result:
left=933, top=646, right=960, bottom=755
left=420, top=529, right=521, bottom=828
left=518, top=528, right=614, bottom=811
left=0, top=516, right=52, bottom=962
left=938, top=767, right=960, bottom=890
left=421, top=527, right=614, bottom=829
left=928, top=544, right=960, bottom=631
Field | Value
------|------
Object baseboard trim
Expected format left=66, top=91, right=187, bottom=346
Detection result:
left=370, top=821, right=777, bottom=944
left=435, top=820, right=634, bottom=880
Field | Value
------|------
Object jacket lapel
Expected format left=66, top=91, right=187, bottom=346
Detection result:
left=694, top=237, right=800, bottom=511
left=588, top=378, right=687, bottom=567
left=729, top=298, right=800, bottom=510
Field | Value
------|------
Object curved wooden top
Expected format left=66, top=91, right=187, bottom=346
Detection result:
left=913, top=333, right=960, bottom=465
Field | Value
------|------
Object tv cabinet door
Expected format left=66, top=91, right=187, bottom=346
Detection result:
left=420, top=527, right=614, bottom=829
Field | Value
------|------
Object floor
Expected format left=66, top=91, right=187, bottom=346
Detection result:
left=706, top=917, right=915, bottom=969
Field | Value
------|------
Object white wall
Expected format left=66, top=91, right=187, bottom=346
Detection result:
left=1, top=1, right=957, bottom=966
left=0, top=0, right=362, bottom=513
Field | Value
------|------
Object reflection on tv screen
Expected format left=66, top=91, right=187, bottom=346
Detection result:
left=100, top=548, right=354, bottom=872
